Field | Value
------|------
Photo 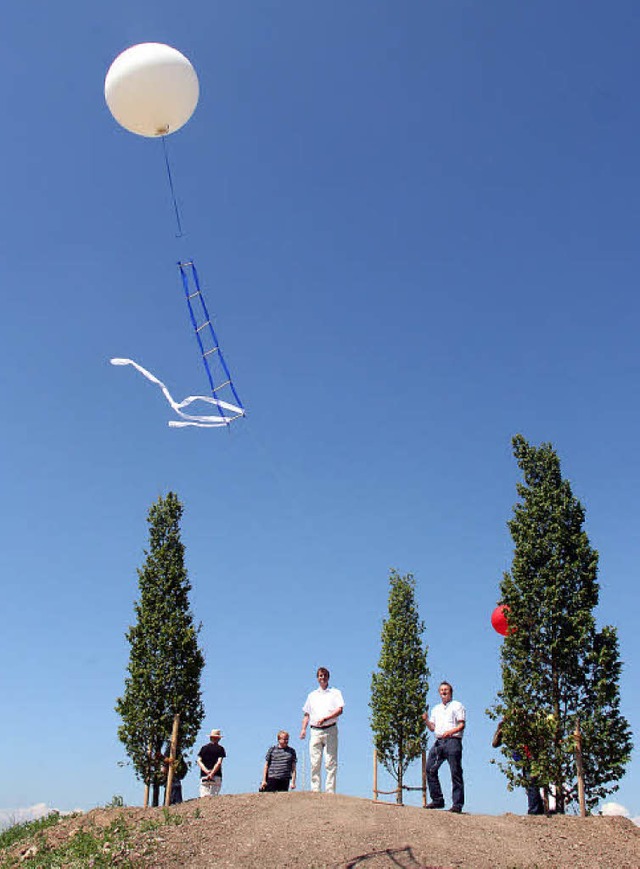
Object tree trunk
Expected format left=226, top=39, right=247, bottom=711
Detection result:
left=373, top=749, right=378, bottom=801
left=421, top=749, right=427, bottom=808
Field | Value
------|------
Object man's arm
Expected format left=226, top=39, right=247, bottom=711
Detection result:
left=290, top=756, right=297, bottom=789
left=421, top=705, right=435, bottom=732
left=261, top=760, right=269, bottom=788
left=440, top=720, right=465, bottom=739
left=440, top=704, right=466, bottom=739
left=197, top=753, right=223, bottom=780
left=317, top=705, right=343, bottom=727
left=300, top=712, right=310, bottom=739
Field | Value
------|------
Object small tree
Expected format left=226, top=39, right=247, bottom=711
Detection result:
left=370, top=570, right=430, bottom=804
left=490, top=436, right=632, bottom=813
left=116, top=492, right=205, bottom=806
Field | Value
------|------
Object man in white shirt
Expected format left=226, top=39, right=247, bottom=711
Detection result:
left=300, top=667, right=345, bottom=793
left=422, top=681, right=466, bottom=812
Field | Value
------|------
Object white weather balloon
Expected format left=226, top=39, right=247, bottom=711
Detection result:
left=104, top=42, right=199, bottom=137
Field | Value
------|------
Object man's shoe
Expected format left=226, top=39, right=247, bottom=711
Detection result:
left=448, top=806, right=462, bottom=813
left=424, top=802, right=444, bottom=809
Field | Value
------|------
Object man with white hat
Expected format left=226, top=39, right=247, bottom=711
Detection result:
left=197, top=729, right=226, bottom=797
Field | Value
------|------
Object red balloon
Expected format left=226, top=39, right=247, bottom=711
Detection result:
left=491, top=604, right=510, bottom=636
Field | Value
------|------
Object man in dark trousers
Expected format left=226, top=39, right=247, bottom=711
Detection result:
left=492, top=719, right=544, bottom=815
left=423, top=681, right=466, bottom=813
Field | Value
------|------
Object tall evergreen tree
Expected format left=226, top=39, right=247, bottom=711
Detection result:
left=116, top=492, right=205, bottom=806
left=370, top=570, right=430, bottom=804
left=490, top=436, right=632, bottom=813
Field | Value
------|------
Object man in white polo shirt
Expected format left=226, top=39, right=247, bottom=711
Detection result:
left=423, top=681, right=466, bottom=812
left=300, top=667, right=345, bottom=793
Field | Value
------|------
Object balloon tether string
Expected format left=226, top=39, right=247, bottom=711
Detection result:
left=161, top=135, right=184, bottom=238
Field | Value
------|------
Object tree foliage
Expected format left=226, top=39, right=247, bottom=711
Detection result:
left=116, top=492, right=205, bottom=805
left=490, top=435, right=632, bottom=813
left=370, top=570, right=430, bottom=803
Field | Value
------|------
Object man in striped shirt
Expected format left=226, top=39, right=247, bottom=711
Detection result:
left=261, top=731, right=297, bottom=792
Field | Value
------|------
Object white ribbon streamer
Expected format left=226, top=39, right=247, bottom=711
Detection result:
left=111, top=358, right=244, bottom=428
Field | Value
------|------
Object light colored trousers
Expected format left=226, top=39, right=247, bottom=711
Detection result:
left=199, top=776, right=222, bottom=797
left=309, top=726, right=338, bottom=793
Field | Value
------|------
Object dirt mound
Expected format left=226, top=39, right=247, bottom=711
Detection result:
left=5, top=792, right=640, bottom=868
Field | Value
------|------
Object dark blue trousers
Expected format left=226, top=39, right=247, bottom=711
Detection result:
left=426, top=738, right=464, bottom=809
left=527, top=782, right=544, bottom=814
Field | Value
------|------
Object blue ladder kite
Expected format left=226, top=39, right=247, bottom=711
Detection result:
left=177, top=259, right=245, bottom=425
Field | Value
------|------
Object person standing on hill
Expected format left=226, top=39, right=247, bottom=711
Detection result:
left=423, top=681, right=466, bottom=813
left=492, top=720, right=544, bottom=815
left=260, top=730, right=297, bottom=792
left=197, top=729, right=226, bottom=797
left=300, top=667, right=344, bottom=793
left=162, top=750, right=187, bottom=804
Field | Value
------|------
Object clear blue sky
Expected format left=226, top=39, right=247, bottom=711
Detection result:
left=1, top=1, right=638, bottom=821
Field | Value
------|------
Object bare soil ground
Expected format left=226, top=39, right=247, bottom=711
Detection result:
left=6, top=792, right=640, bottom=868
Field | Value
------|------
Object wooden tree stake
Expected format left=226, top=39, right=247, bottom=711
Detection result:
left=164, top=713, right=181, bottom=807
left=574, top=719, right=587, bottom=817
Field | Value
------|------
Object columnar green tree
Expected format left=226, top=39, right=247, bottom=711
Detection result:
left=116, top=492, right=205, bottom=806
left=370, top=570, right=430, bottom=804
left=490, top=436, right=632, bottom=813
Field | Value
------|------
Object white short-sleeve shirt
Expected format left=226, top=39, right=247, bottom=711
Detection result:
left=430, top=699, right=465, bottom=739
left=303, top=686, right=345, bottom=727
